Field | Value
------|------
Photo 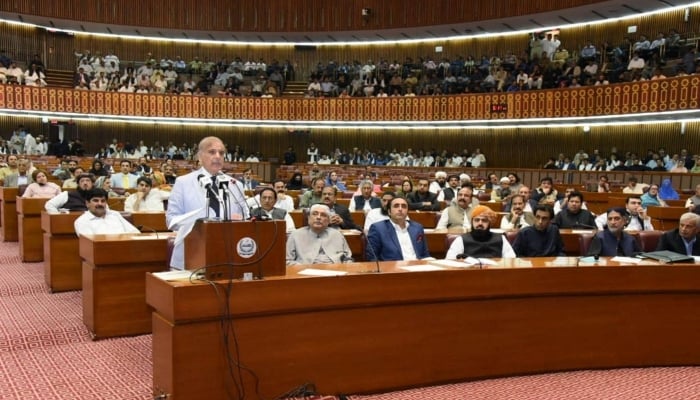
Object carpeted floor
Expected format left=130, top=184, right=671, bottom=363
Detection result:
left=1, top=239, right=699, bottom=400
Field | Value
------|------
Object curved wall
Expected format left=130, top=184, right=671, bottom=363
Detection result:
left=0, top=0, right=608, bottom=33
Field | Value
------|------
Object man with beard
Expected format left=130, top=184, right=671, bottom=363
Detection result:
left=436, top=174, right=461, bottom=203
left=407, top=178, right=441, bottom=211
left=445, top=205, right=515, bottom=259
left=74, top=189, right=140, bottom=236
left=500, top=194, right=535, bottom=230
left=552, top=191, right=596, bottom=229
left=428, top=171, right=447, bottom=194
left=45, top=173, right=95, bottom=212
left=656, top=213, right=700, bottom=255
left=586, top=207, right=640, bottom=257
left=512, top=205, right=565, bottom=256
left=299, top=177, right=325, bottom=209
left=436, top=184, right=479, bottom=229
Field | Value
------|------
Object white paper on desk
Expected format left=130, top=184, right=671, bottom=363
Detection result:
left=693, top=256, right=700, bottom=263
left=429, top=260, right=472, bottom=268
left=400, top=265, right=446, bottom=272
left=298, top=268, right=348, bottom=276
left=130, top=235, right=161, bottom=240
left=611, top=256, right=642, bottom=264
left=463, top=257, right=498, bottom=266
left=490, top=228, right=505, bottom=234
left=152, top=270, right=193, bottom=280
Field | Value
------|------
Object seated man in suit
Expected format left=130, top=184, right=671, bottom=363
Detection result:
left=250, top=187, right=295, bottom=234
left=321, top=185, right=361, bottom=230
left=446, top=205, right=516, bottom=259
left=587, top=207, right=640, bottom=257
left=406, top=178, right=441, bottom=211
left=74, top=188, right=140, bottom=236
left=366, top=197, right=431, bottom=261
left=241, top=168, right=259, bottom=191
left=110, top=159, right=138, bottom=189
left=512, top=205, right=565, bottom=257
left=3, top=158, right=32, bottom=187
left=656, top=213, right=700, bottom=256
left=349, top=179, right=381, bottom=212
left=286, top=204, right=351, bottom=265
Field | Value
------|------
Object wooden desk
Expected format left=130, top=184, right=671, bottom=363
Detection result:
left=0, top=188, right=19, bottom=241
left=42, top=212, right=82, bottom=292
left=42, top=211, right=169, bottom=293
left=80, top=232, right=173, bottom=339
left=17, top=197, right=47, bottom=262
left=647, top=206, right=686, bottom=231
left=147, top=258, right=700, bottom=399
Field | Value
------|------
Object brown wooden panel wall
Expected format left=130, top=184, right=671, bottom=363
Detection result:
left=0, top=0, right=611, bottom=33
left=0, top=7, right=696, bottom=76
left=0, top=76, right=697, bottom=121
left=1, top=117, right=699, bottom=171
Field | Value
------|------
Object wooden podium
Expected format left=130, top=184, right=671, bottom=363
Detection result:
left=184, top=219, right=286, bottom=280
left=17, top=197, right=47, bottom=262
left=42, top=212, right=82, bottom=292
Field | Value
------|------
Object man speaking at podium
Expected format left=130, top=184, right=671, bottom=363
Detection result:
left=166, top=136, right=249, bottom=269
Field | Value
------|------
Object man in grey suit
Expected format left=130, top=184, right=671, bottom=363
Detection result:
left=286, top=203, right=352, bottom=265
left=3, top=159, right=33, bottom=187
left=110, top=159, right=138, bottom=189
left=166, top=136, right=249, bottom=269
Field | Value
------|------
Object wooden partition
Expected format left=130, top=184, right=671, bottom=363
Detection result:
left=16, top=198, right=47, bottom=262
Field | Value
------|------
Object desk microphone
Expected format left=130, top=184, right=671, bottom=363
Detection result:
left=573, top=221, right=597, bottom=230
left=216, top=173, right=250, bottom=220
left=136, top=224, right=160, bottom=239
left=198, top=174, right=223, bottom=219
left=364, top=235, right=382, bottom=273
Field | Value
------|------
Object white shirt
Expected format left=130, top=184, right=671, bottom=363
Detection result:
left=124, top=189, right=170, bottom=212
left=500, top=213, right=531, bottom=230
left=594, top=212, right=654, bottom=231
left=391, top=220, right=417, bottom=261
left=74, top=210, right=140, bottom=236
left=445, top=235, right=516, bottom=259
left=363, top=208, right=390, bottom=232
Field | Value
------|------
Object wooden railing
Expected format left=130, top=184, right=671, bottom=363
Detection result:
left=0, top=76, right=697, bottom=122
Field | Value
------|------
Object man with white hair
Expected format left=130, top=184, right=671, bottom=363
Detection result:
left=286, top=204, right=352, bottom=265
left=656, top=213, right=700, bottom=255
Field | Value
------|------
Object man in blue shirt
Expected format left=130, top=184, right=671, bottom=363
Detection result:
left=512, top=205, right=565, bottom=257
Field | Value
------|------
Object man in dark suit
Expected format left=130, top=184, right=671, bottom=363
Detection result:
left=406, top=178, right=440, bottom=211
left=241, top=168, right=259, bottom=191
left=366, top=197, right=431, bottom=261
left=656, top=213, right=700, bottom=255
left=321, top=186, right=361, bottom=230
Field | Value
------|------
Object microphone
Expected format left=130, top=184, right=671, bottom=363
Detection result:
left=198, top=173, right=223, bottom=219
left=216, top=172, right=250, bottom=220
left=573, top=221, right=597, bottom=229
left=364, top=235, right=382, bottom=273
left=136, top=224, right=160, bottom=239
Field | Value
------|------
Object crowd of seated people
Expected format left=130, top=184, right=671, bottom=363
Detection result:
left=0, top=52, right=48, bottom=86
left=2, top=23, right=697, bottom=99
left=542, top=147, right=700, bottom=175
left=70, top=49, right=293, bottom=96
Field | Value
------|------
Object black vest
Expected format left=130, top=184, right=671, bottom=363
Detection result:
left=64, top=191, right=88, bottom=211
left=461, top=233, right=503, bottom=258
